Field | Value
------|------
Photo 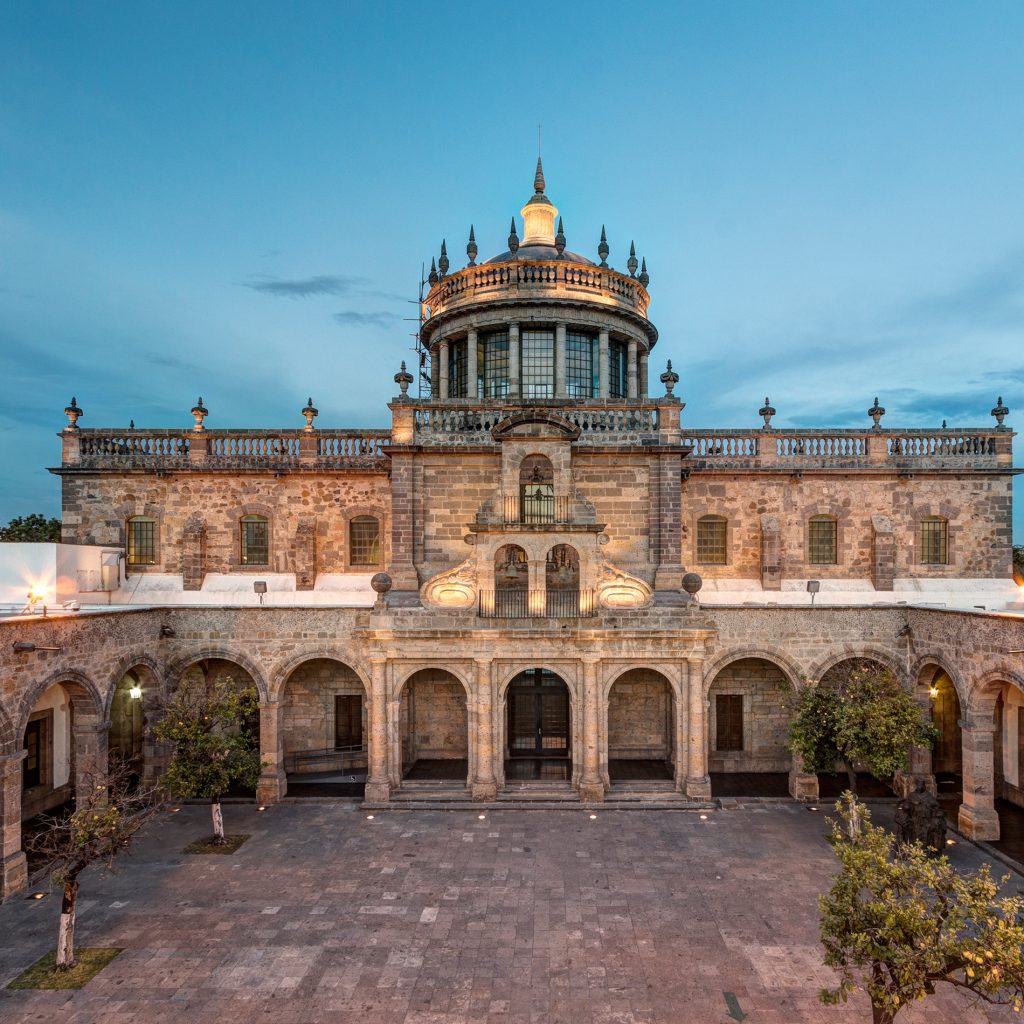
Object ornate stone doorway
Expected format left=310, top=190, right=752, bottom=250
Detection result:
left=506, top=669, right=571, bottom=759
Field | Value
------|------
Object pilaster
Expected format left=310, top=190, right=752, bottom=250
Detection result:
left=958, top=711, right=999, bottom=840
left=471, top=659, right=498, bottom=800
left=554, top=322, right=567, bottom=398
left=466, top=328, right=478, bottom=399
left=685, top=656, right=711, bottom=799
left=256, top=701, right=287, bottom=804
left=0, top=752, right=28, bottom=900
left=598, top=329, right=610, bottom=399
left=579, top=658, right=605, bottom=802
left=365, top=659, right=391, bottom=803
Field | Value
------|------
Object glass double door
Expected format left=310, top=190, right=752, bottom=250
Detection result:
left=507, top=669, right=570, bottom=757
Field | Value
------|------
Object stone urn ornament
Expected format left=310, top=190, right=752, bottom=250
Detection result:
left=63, top=396, right=83, bottom=432
left=992, top=395, right=1009, bottom=429
left=759, top=396, right=776, bottom=430
left=682, top=571, right=703, bottom=605
left=301, top=397, right=318, bottom=432
left=394, top=361, right=414, bottom=399
left=868, top=397, right=886, bottom=430
left=191, top=396, right=208, bottom=432
left=371, top=571, right=393, bottom=611
left=660, top=360, right=680, bottom=398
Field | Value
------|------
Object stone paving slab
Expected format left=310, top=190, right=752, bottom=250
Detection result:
left=0, top=801, right=1020, bottom=1023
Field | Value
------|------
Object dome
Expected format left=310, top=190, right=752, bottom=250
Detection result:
left=484, top=244, right=594, bottom=266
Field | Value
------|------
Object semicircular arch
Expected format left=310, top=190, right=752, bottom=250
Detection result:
left=394, top=664, right=473, bottom=700
left=14, top=667, right=104, bottom=738
left=603, top=664, right=682, bottom=703
left=702, top=646, right=805, bottom=695
left=103, top=653, right=164, bottom=719
left=807, top=647, right=906, bottom=688
left=165, top=647, right=270, bottom=703
left=269, top=648, right=372, bottom=703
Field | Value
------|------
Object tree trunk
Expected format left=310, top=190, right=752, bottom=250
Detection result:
left=844, top=760, right=858, bottom=796
left=871, top=1000, right=896, bottom=1024
left=56, top=877, right=78, bottom=969
left=211, top=796, right=225, bottom=843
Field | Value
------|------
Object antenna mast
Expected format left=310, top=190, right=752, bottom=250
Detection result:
left=406, top=263, right=431, bottom=398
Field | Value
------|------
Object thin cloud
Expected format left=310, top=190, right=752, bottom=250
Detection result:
left=333, top=311, right=400, bottom=328
left=246, top=274, right=361, bottom=298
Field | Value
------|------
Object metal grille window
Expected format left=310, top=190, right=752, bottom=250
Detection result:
left=566, top=331, right=598, bottom=398
left=127, top=516, right=156, bottom=565
left=609, top=340, right=628, bottom=398
left=808, top=515, right=838, bottom=564
left=520, top=329, right=554, bottom=398
left=240, top=514, right=269, bottom=565
left=715, top=694, right=744, bottom=751
left=480, top=331, right=509, bottom=398
left=449, top=340, right=467, bottom=398
left=349, top=515, right=381, bottom=566
left=919, top=516, right=948, bottom=564
left=696, top=515, right=727, bottom=564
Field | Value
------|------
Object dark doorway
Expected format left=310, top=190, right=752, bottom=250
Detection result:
left=23, top=718, right=44, bottom=790
left=507, top=669, right=570, bottom=757
left=334, top=695, right=363, bottom=748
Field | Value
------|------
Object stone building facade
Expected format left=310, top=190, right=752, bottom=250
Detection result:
left=0, top=161, right=1020, bottom=899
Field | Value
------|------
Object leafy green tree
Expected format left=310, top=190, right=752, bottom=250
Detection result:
left=0, top=513, right=61, bottom=542
left=1013, top=545, right=1023, bottom=582
left=819, top=794, right=1024, bottom=1024
left=151, top=674, right=261, bottom=843
left=25, top=760, right=164, bottom=970
left=788, top=662, right=936, bottom=795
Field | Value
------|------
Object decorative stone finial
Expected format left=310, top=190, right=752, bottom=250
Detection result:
left=191, top=396, right=208, bottom=432
left=659, top=360, right=680, bottom=397
left=534, top=155, right=546, bottom=194
left=508, top=217, right=519, bottom=255
left=466, top=225, right=477, bottom=266
left=759, top=396, right=776, bottom=430
left=129, top=419, right=135, bottom=430
left=438, top=239, right=449, bottom=277
left=394, top=360, right=414, bottom=399
left=598, top=225, right=609, bottom=267
left=639, top=257, right=649, bottom=288
left=370, top=571, right=393, bottom=610
left=63, top=396, right=83, bottom=431
left=682, top=571, right=703, bottom=604
left=554, top=217, right=566, bottom=258
left=868, top=396, right=886, bottom=430
left=301, top=397, right=318, bottom=432
left=941, top=419, right=947, bottom=429
left=992, top=396, right=1009, bottom=428
left=428, top=257, right=438, bottom=286
left=627, top=241, right=638, bottom=278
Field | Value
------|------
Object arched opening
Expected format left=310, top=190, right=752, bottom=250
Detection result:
left=493, top=543, right=529, bottom=617
left=400, top=669, right=469, bottom=784
left=816, top=657, right=898, bottom=798
left=518, top=454, right=554, bottom=523
left=983, top=680, right=1024, bottom=860
left=505, top=668, right=572, bottom=782
left=282, top=658, right=368, bottom=798
left=924, top=668, right=962, bottom=817
left=109, top=664, right=159, bottom=788
left=607, top=669, right=675, bottom=782
left=545, top=544, right=580, bottom=616
left=707, top=658, right=792, bottom=797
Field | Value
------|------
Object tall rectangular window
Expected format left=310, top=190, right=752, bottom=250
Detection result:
left=349, top=516, right=381, bottom=566
left=715, top=694, right=744, bottom=751
left=808, top=516, right=838, bottom=565
left=520, top=329, right=554, bottom=398
left=696, top=516, right=727, bottom=564
left=609, top=340, right=628, bottom=398
left=919, top=517, right=948, bottom=564
left=566, top=331, right=598, bottom=398
left=127, top=517, right=156, bottom=565
left=240, top=515, right=269, bottom=565
left=480, top=332, right=509, bottom=399
left=449, top=340, right=467, bottom=398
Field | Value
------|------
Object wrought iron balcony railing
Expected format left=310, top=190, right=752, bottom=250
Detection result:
left=478, top=589, right=595, bottom=618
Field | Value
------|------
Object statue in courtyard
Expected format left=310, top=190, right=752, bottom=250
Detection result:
left=895, top=780, right=946, bottom=855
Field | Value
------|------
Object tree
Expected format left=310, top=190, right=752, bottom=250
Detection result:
left=151, top=673, right=261, bottom=843
left=1013, top=545, right=1023, bottom=583
left=819, top=794, right=1024, bottom=1024
left=0, top=513, right=61, bottom=542
left=24, top=761, right=164, bottom=970
left=788, top=662, right=937, bottom=795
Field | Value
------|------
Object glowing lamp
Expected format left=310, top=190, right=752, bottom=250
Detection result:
left=128, top=685, right=143, bottom=700
left=929, top=686, right=940, bottom=699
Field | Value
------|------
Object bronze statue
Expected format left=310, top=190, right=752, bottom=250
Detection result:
left=895, top=780, right=946, bottom=855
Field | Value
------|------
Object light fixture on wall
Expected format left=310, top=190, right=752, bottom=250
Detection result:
left=806, top=580, right=821, bottom=606
left=929, top=686, right=939, bottom=699
left=11, top=641, right=62, bottom=653
left=159, top=624, right=176, bottom=638
left=254, top=581, right=268, bottom=606
left=128, top=684, right=143, bottom=700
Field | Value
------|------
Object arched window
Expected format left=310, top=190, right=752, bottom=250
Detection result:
left=696, top=515, right=727, bottom=565
left=126, top=515, right=156, bottom=565
left=349, top=516, right=381, bottom=566
left=919, top=516, right=948, bottom=564
left=518, top=455, right=554, bottom=523
left=808, top=515, right=838, bottom=565
left=240, top=514, right=269, bottom=565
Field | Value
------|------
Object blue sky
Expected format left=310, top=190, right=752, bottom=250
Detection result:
left=1, top=1, right=1022, bottom=540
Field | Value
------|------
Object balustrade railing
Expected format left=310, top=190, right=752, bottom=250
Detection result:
left=502, top=494, right=571, bottom=525
left=478, top=588, right=595, bottom=618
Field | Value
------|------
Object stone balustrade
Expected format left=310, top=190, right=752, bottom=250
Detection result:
left=425, top=260, right=650, bottom=320
left=67, top=428, right=391, bottom=469
left=681, top=428, right=1012, bottom=469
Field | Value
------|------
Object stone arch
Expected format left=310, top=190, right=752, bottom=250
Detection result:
left=702, top=646, right=804, bottom=696
left=969, top=668, right=1024, bottom=715
left=166, top=648, right=270, bottom=703
left=0, top=701, right=16, bottom=754
left=605, top=667, right=677, bottom=781
left=808, top=647, right=906, bottom=688
left=497, top=662, right=580, bottom=703
left=399, top=666, right=471, bottom=782
left=395, top=663, right=473, bottom=701
left=602, top=663, right=683, bottom=704
left=269, top=648, right=371, bottom=704
left=103, top=653, right=164, bottom=719
left=14, top=668, right=104, bottom=738
left=909, top=654, right=968, bottom=708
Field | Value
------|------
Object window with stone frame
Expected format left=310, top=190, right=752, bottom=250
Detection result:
left=349, top=515, right=381, bottom=566
left=919, top=516, right=948, bottom=565
left=808, top=515, right=838, bottom=565
left=479, top=331, right=509, bottom=398
left=449, top=339, right=467, bottom=398
left=126, top=515, right=157, bottom=565
left=715, top=694, right=743, bottom=751
left=239, top=514, right=269, bottom=566
left=609, top=340, right=628, bottom=398
left=520, top=329, right=554, bottom=398
left=696, top=515, right=728, bottom=565
left=566, top=331, right=599, bottom=398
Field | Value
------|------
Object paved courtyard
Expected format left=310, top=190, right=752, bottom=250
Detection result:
left=0, top=801, right=1021, bottom=1024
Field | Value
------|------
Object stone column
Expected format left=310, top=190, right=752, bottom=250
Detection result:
left=256, top=701, right=286, bottom=804
left=673, top=685, right=687, bottom=793
left=638, top=349, right=649, bottom=398
left=580, top=658, right=605, bottom=801
left=598, top=329, right=610, bottom=399
left=893, top=695, right=937, bottom=797
left=508, top=323, right=520, bottom=398
left=438, top=340, right=450, bottom=400
left=958, top=706, right=1000, bottom=840
left=626, top=338, right=638, bottom=399
left=554, top=322, right=567, bottom=398
left=472, top=659, right=497, bottom=800
left=466, top=329, right=478, bottom=399
left=685, top=657, right=712, bottom=799
left=386, top=452, right=419, bottom=591
left=72, top=710, right=109, bottom=806
left=365, top=659, right=391, bottom=804
left=653, top=451, right=683, bottom=591
left=0, top=751, right=28, bottom=899
left=788, top=750, right=819, bottom=801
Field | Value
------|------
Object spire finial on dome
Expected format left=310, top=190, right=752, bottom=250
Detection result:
left=534, top=156, right=546, bottom=194
left=555, top=216, right=566, bottom=258
left=466, top=225, right=477, bottom=267
left=598, top=225, right=609, bottom=268
left=639, top=257, right=649, bottom=288
left=508, top=217, right=520, bottom=255
left=438, top=239, right=449, bottom=276
left=627, top=241, right=638, bottom=277
left=428, top=257, right=438, bottom=286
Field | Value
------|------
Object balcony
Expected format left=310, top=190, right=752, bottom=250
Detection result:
left=478, top=589, right=595, bottom=619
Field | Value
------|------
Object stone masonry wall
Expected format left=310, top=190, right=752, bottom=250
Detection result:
left=707, top=658, right=791, bottom=773
left=400, top=671, right=468, bottom=763
left=282, top=658, right=365, bottom=760
left=607, top=669, right=670, bottom=759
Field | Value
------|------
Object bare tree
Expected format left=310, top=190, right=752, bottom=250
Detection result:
left=24, top=760, right=165, bottom=970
